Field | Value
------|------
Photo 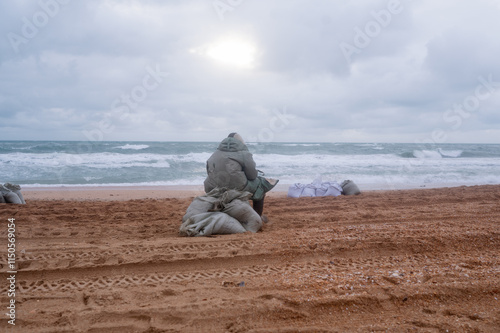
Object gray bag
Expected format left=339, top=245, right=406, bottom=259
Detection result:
left=182, top=195, right=218, bottom=223
left=4, top=183, right=26, bottom=204
left=180, top=188, right=262, bottom=237
left=222, top=199, right=262, bottom=233
left=179, top=212, right=246, bottom=237
left=0, top=185, right=23, bottom=204
left=341, top=180, right=361, bottom=195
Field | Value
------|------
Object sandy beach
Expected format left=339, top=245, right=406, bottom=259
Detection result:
left=1, top=185, right=499, bottom=332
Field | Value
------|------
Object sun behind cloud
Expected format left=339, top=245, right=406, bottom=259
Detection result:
left=192, top=37, right=257, bottom=68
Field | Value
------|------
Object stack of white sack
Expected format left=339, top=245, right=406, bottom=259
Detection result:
left=287, top=178, right=361, bottom=198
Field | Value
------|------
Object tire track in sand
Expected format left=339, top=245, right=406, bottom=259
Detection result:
left=3, top=250, right=498, bottom=295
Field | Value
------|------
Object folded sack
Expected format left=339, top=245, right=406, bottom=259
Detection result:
left=287, top=180, right=343, bottom=198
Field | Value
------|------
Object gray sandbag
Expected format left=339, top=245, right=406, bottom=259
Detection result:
left=213, top=189, right=262, bottom=231
left=0, top=194, right=5, bottom=203
left=222, top=199, right=262, bottom=233
left=0, top=185, right=23, bottom=204
left=4, top=192, right=22, bottom=204
left=180, top=187, right=261, bottom=237
left=179, top=212, right=247, bottom=237
left=4, top=183, right=26, bottom=204
left=182, top=188, right=251, bottom=221
left=182, top=194, right=218, bottom=223
left=341, top=180, right=361, bottom=195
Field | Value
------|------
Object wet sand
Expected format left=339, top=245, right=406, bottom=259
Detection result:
left=1, top=185, right=499, bottom=332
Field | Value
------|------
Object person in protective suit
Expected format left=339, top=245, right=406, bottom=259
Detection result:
left=204, top=133, right=278, bottom=217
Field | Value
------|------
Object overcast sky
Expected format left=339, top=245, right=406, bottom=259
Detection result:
left=1, top=0, right=500, bottom=143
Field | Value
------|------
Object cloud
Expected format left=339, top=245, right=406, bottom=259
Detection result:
left=1, top=0, right=499, bottom=143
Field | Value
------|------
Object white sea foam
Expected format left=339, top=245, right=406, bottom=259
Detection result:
left=0, top=152, right=171, bottom=168
left=167, top=152, right=212, bottom=163
left=23, top=177, right=208, bottom=188
left=413, top=149, right=463, bottom=159
left=282, top=143, right=322, bottom=147
left=0, top=151, right=216, bottom=171
left=355, top=143, right=379, bottom=147
left=254, top=153, right=399, bottom=170
left=114, top=144, right=149, bottom=150
left=413, top=150, right=443, bottom=159
left=438, top=148, right=463, bottom=158
left=83, top=176, right=102, bottom=182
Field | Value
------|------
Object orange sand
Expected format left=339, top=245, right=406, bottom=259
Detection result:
left=1, top=185, right=499, bottom=332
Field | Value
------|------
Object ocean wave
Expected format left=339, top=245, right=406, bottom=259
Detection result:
left=0, top=151, right=214, bottom=170
left=167, top=152, right=212, bottom=163
left=0, top=152, right=172, bottom=168
left=114, top=144, right=150, bottom=150
left=355, top=143, right=380, bottom=147
left=3, top=141, right=500, bottom=188
left=438, top=149, right=463, bottom=158
left=400, top=149, right=464, bottom=159
left=413, top=150, right=443, bottom=159
left=254, top=153, right=398, bottom=168
left=83, top=176, right=103, bottom=182
left=281, top=143, right=322, bottom=147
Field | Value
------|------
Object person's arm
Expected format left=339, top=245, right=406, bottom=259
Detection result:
left=242, top=152, right=258, bottom=180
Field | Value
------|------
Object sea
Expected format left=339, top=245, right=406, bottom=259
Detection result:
left=1, top=141, right=500, bottom=190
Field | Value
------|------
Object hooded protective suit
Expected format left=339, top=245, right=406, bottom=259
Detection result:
left=203, top=137, right=258, bottom=193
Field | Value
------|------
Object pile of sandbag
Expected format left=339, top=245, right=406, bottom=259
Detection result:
left=0, top=183, right=26, bottom=204
left=179, top=188, right=262, bottom=237
left=287, top=179, right=361, bottom=198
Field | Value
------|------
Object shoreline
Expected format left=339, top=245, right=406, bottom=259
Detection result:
left=21, top=185, right=207, bottom=201
left=18, top=182, right=498, bottom=201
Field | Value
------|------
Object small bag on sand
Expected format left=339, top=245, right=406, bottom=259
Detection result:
left=3, top=192, right=23, bottom=204
left=287, top=183, right=305, bottom=198
left=4, top=183, right=26, bottom=204
left=322, top=182, right=343, bottom=197
left=0, top=184, right=23, bottom=204
left=341, top=180, right=361, bottom=195
left=300, top=184, right=317, bottom=197
left=179, top=212, right=247, bottom=237
left=222, top=199, right=262, bottom=233
left=182, top=195, right=218, bottom=223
